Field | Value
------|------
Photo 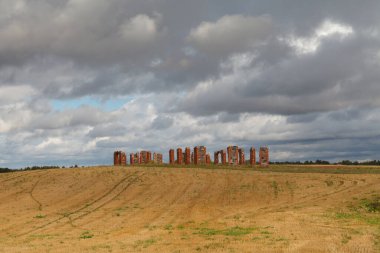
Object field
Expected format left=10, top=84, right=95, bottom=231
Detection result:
left=0, top=165, right=380, bottom=252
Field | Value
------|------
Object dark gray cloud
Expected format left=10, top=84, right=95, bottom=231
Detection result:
left=151, top=115, right=174, bottom=130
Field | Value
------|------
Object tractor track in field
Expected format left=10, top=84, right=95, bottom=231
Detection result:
left=30, top=179, right=43, bottom=211
left=0, top=174, right=24, bottom=184
left=248, top=178, right=376, bottom=218
left=0, top=170, right=45, bottom=185
left=69, top=171, right=145, bottom=223
left=18, top=171, right=144, bottom=236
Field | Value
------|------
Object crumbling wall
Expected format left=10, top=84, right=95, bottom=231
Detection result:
left=177, top=148, right=183, bottom=165
left=221, top=150, right=227, bottom=164
left=250, top=147, right=256, bottom=166
left=185, top=147, right=191, bottom=165
left=114, top=151, right=121, bottom=166
left=169, top=149, right=175, bottom=164
left=206, top=154, right=211, bottom=164
left=194, top=146, right=207, bottom=165
left=153, top=153, right=163, bottom=164
left=227, top=146, right=239, bottom=165
left=140, top=151, right=152, bottom=164
left=238, top=148, right=245, bottom=165
left=114, top=151, right=126, bottom=166
left=214, top=152, right=219, bottom=164
left=114, top=144, right=267, bottom=167
left=259, top=147, right=269, bottom=166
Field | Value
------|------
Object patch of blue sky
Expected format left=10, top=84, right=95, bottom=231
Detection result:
left=52, top=96, right=133, bottom=111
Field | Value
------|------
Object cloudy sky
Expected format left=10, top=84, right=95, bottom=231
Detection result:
left=1, top=0, right=380, bottom=168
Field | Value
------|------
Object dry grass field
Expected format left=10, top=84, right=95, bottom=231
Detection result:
left=0, top=165, right=380, bottom=252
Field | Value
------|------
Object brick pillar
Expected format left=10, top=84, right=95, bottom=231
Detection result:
left=177, top=148, right=183, bottom=165
left=194, top=147, right=199, bottom=165
left=114, top=151, right=119, bottom=166
left=121, top=152, right=127, bottom=165
left=259, top=147, right=269, bottom=167
left=147, top=151, right=152, bottom=163
left=130, top=153, right=134, bottom=165
left=185, top=147, right=191, bottom=165
left=169, top=149, right=175, bottom=164
left=250, top=147, right=256, bottom=166
left=227, top=146, right=232, bottom=164
left=221, top=150, right=227, bottom=165
left=206, top=154, right=211, bottom=165
left=214, top=152, right=219, bottom=164
left=239, top=148, right=245, bottom=165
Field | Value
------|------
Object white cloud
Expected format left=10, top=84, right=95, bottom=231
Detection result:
left=188, top=15, right=272, bottom=55
left=119, top=14, right=160, bottom=43
left=285, top=19, right=354, bottom=55
left=0, top=85, right=36, bottom=105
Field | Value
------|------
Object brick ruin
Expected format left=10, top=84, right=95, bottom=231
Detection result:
left=130, top=153, right=139, bottom=165
left=114, top=151, right=127, bottom=166
left=114, top=146, right=268, bottom=167
left=177, top=148, right=183, bottom=165
left=194, top=146, right=207, bottom=165
left=169, top=149, right=175, bottom=164
left=214, top=150, right=227, bottom=165
left=206, top=154, right=211, bottom=165
left=169, top=147, right=197, bottom=165
left=250, top=147, right=256, bottom=166
left=227, top=146, right=240, bottom=165
left=153, top=153, right=163, bottom=164
left=140, top=151, right=152, bottom=164
left=185, top=147, right=191, bottom=165
left=213, top=146, right=262, bottom=166
left=259, top=147, right=269, bottom=166
left=239, top=148, right=245, bottom=165
left=115, top=150, right=162, bottom=165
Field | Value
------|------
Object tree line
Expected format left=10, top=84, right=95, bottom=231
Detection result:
left=271, top=160, right=380, bottom=165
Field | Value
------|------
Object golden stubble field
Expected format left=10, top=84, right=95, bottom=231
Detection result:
left=0, top=166, right=379, bottom=253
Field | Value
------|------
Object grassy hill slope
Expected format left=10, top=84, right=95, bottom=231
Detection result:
left=0, top=166, right=379, bottom=252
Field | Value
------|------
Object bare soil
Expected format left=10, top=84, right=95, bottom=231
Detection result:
left=0, top=166, right=379, bottom=252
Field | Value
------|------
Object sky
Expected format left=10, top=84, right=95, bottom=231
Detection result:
left=1, top=0, right=380, bottom=168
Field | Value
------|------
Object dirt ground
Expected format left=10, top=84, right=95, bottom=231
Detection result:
left=0, top=166, right=379, bottom=252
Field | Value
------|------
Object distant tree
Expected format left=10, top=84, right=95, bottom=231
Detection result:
left=0, top=168, right=12, bottom=173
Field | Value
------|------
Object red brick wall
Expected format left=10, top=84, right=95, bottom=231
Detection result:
left=259, top=147, right=269, bottom=166
left=185, top=147, right=191, bottom=165
left=169, top=149, right=175, bottom=164
left=177, top=148, right=183, bottom=165
left=250, top=147, right=256, bottom=166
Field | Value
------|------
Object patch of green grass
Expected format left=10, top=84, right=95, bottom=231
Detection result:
left=30, top=234, right=57, bottom=239
left=285, top=181, right=296, bottom=197
left=271, top=181, right=279, bottom=198
left=362, top=197, right=380, bottom=213
left=341, top=234, right=352, bottom=244
left=79, top=231, right=93, bottom=239
left=332, top=197, right=380, bottom=250
left=164, top=224, right=173, bottom=230
left=125, top=163, right=380, bottom=174
left=34, top=214, right=46, bottom=219
left=260, top=230, right=272, bottom=235
left=194, top=226, right=258, bottom=237
left=134, top=238, right=157, bottom=248
left=203, top=242, right=224, bottom=249
left=115, top=206, right=129, bottom=211
left=91, top=244, right=111, bottom=251
left=335, top=211, right=380, bottom=226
